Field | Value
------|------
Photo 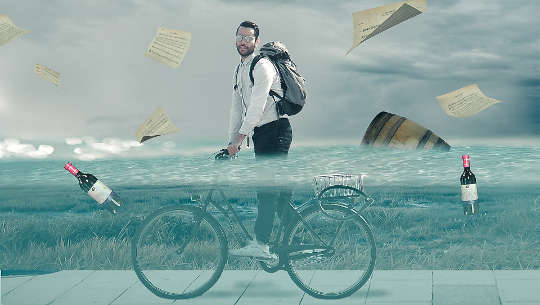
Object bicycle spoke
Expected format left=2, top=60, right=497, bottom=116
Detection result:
left=132, top=206, right=227, bottom=299
left=328, top=219, right=345, bottom=247
left=285, top=204, right=375, bottom=299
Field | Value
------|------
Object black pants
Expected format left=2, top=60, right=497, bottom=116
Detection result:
left=252, top=118, right=293, bottom=244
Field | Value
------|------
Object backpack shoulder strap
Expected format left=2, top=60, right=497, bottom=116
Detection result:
left=249, top=55, right=285, bottom=99
left=248, top=54, right=264, bottom=85
left=233, top=64, right=240, bottom=90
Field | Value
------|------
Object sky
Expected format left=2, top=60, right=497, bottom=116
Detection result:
left=0, top=0, right=538, bottom=160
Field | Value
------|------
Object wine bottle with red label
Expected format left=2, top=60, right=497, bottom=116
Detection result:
left=64, top=162, right=121, bottom=214
left=460, top=154, right=478, bottom=215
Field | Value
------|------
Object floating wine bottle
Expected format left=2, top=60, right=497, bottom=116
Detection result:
left=460, top=154, right=478, bottom=215
left=64, top=162, right=121, bottom=214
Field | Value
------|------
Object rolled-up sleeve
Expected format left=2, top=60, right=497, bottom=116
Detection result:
left=238, top=58, right=276, bottom=135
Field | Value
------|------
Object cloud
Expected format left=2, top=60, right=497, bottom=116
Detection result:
left=65, top=137, right=83, bottom=145
left=0, top=139, right=55, bottom=159
left=26, top=145, right=55, bottom=158
left=0, top=0, right=538, bottom=145
left=89, top=139, right=141, bottom=154
left=162, top=141, right=176, bottom=149
left=68, top=137, right=143, bottom=160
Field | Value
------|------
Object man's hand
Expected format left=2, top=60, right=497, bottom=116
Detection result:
left=227, top=133, right=247, bottom=155
left=227, top=143, right=241, bottom=155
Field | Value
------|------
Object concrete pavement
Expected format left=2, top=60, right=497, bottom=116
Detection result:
left=2, top=270, right=539, bottom=305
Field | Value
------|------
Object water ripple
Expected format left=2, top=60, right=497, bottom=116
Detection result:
left=1, top=145, right=538, bottom=188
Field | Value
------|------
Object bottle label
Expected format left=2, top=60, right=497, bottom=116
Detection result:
left=461, top=184, right=478, bottom=201
left=88, top=180, right=113, bottom=204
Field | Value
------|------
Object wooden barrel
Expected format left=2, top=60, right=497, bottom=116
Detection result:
left=361, top=111, right=451, bottom=151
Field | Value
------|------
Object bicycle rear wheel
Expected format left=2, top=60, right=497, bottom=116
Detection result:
left=284, top=204, right=376, bottom=299
left=132, top=205, right=227, bottom=299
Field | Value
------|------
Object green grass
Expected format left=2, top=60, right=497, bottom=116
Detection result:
left=363, top=187, right=540, bottom=269
left=0, top=185, right=538, bottom=272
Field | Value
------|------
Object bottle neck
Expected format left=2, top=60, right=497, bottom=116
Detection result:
left=65, top=162, right=80, bottom=176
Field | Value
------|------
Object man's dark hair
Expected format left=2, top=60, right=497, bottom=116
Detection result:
left=236, top=21, right=259, bottom=40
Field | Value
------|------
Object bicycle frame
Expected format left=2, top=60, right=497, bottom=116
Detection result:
left=131, top=183, right=377, bottom=300
left=185, top=185, right=371, bottom=272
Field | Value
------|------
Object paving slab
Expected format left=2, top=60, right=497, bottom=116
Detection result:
left=366, top=303, right=431, bottom=305
left=370, top=269, right=432, bottom=280
left=50, top=270, right=139, bottom=305
left=2, top=269, right=540, bottom=305
left=2, top=270, right=94, bottom=305
left=110, top=270, right=210, bottom=305
left=296, top=270, right=370, bottom=305
left=493, top=270, right=540, bottom=303
left=433, top=284, right=500, bottom=305
left=496, top=279, right=540, bottom=304
left=1, top=275, right=35, bottom=297
left=433, top=270, right=495, bottom=285
left=299, top=294, right=369, bottom=305
left=110, top=270, right=258, bottom=305
left=181, top=270, right=259, bottom=305
left=500, top=303, right=540, bottom=305
left=366, top=270, right=431, bottom=304
left=110, top=279, right=174, bottom=305
left=236, top=269, right=304, bottom=305
left=494, top=270, right=540, bottom=280
left=298, top=280, right=369, bottom=304
left=131, top=270, right=213, bottom=296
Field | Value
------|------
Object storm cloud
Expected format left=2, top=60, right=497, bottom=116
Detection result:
left=1, top=0, right=538, bottom=155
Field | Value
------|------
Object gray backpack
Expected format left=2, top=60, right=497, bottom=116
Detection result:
left=249, top=41, right=307, bottom=116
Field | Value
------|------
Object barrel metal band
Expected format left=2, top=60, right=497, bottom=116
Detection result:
left=362, top=112, right=393, bottom=145
left=435, top=137, right=445, bottom=149
left=384, top=117, right=407, bottom=145
left=416, top=130, right=433, bottom=149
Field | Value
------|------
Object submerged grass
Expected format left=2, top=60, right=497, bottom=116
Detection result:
left=0, top=185, right=538, bottom=271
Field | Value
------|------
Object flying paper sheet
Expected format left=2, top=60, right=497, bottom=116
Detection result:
left=0, top=14, right=29, bottom=46
left=145, top=27, right=191, bottom=68
left=436, top=84, right=502, bottom=117
left=347, top=0, right=427, bottom=54
left=35, top=64, right=60, bottom=86
left=136, top=106, right=178, bottom=143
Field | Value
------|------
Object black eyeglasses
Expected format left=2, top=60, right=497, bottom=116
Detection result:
left=235, top=35, right=255, bottom=43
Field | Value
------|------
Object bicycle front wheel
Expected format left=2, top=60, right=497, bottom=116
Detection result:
left=132, top=205, right=227, bottom=299
left=284, top=204, right=376, bottom=299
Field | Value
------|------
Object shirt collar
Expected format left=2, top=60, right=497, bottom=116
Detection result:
left=240, top=53, right=256, bottom=67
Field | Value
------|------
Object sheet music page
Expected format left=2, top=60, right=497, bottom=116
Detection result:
left=145, top=27, right=191, bottom=68
left=35, top=64, right=60, bottom=86
left=347, top=0, right=426, bottom=54
left=136, top=106, right=178, bottom=143
left=436, top=84, right=503, bottom=117
left=0, top=14, right=29, bottom=46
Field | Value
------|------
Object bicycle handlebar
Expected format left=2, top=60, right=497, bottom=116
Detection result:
left=214, top=148, right=238, bottom=160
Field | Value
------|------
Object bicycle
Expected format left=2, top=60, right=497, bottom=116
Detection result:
left=131, top=151, right=377, bottom=300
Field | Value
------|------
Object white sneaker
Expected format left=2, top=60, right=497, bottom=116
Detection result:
left=229, top=240, right=277, bottom=260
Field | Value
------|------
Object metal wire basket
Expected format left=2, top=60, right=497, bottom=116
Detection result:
left=313, top=173, right=365, bottom=198
left=313, top=173, right=373, bottom=219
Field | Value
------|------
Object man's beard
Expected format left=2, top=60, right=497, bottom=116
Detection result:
left=237, top=45, right=255, bottom=57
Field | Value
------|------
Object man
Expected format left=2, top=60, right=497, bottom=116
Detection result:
left=227, top=21, right=293, bottom=259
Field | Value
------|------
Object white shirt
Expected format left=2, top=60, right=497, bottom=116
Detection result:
left=228, top=53, right=283, bottom=143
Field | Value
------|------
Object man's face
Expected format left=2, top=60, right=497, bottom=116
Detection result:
left=236, top=26, right=258, bottom=58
